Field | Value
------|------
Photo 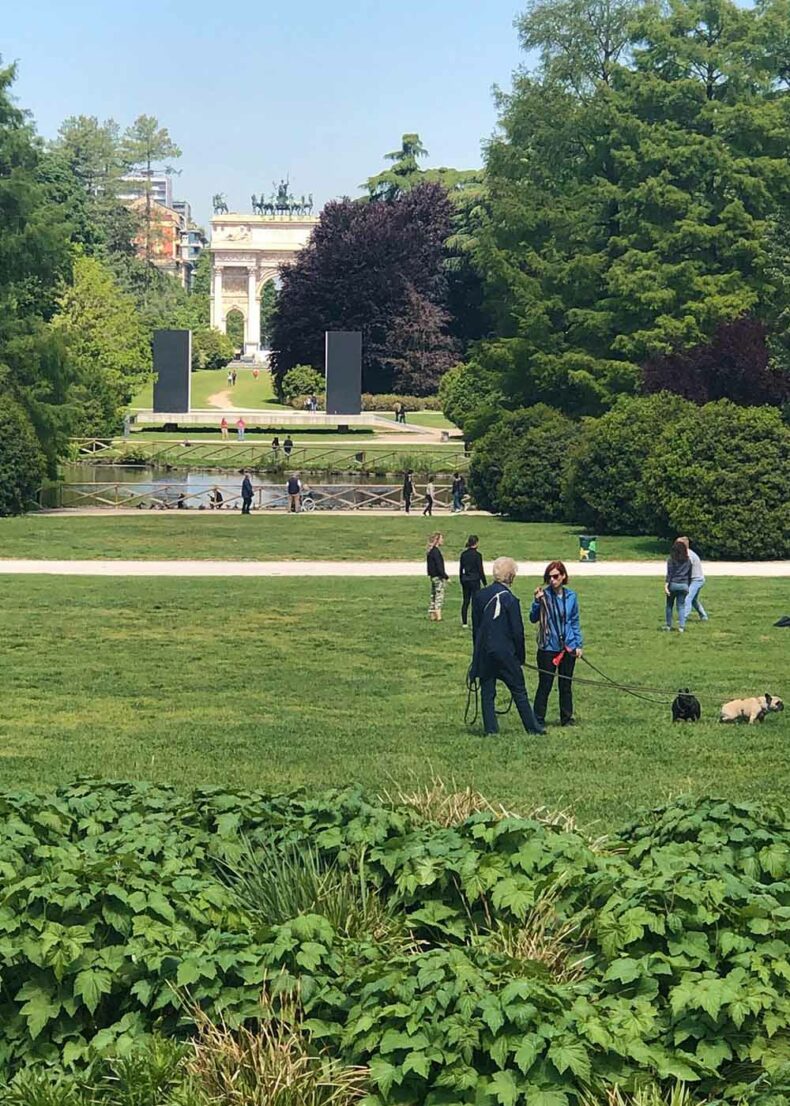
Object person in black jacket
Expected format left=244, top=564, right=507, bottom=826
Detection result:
left=402, top=470, right=415, bottom=514
left=470, top=557, right=545, bottom=736
left=459, top=535, right=486, bottom=628
left=240, top=471, right=254, bottom=515
left=426, top=532, right=449, bottom=621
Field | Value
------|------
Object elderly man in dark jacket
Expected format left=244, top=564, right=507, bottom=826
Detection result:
left=470, top=557, right=545, bottom=737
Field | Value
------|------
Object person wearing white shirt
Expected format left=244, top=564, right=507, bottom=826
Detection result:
left=678, top=536, right=709, bottom=622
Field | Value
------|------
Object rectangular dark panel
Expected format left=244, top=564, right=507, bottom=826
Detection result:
left=152, top=329, right=192, bottom=413
left=325, top=331, right=361, bottom=415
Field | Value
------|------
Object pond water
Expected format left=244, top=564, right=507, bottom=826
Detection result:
left=49, top=465, right=441, bottom=511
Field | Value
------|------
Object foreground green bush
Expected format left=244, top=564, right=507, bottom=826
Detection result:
left=0, top=781, right=788, bottom=1105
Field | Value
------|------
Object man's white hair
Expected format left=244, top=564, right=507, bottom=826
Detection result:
left=492, top=556, right=518, bottom=584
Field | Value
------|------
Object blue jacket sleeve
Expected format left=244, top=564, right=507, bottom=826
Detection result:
left=528, top=599, right=541, bottom=624
left=566, top=592, right=583, bottom=650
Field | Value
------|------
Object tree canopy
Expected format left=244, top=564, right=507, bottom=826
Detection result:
left=474, top=0, right=790, bottom=416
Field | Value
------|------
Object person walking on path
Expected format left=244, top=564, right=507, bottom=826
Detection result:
left=663, top=540, right=692, bottom=632
left=236, top=417, right=246, bottom=441
left=402, top=470, right=415, bottom=514
left=271, top=436, right=280, bottom=460
left=426, top=532, right=449, bottom=621
left=287, top=473, right=302, bottom=513
left=283, top=436, right=294, bottom=458
left=220, top=417, right=229, bottom=440
left=678, top=536, right=709, bottom=622
left=241, top=471, right=254, bottom=515
left=451, top=472, right=466, bottom=513
left=459, top=535, right=486, bottom=628
left=529, top=560, right=583, bottom=728
left=422, top=476, right=435, bottom=517
left=227, top=369, right=233, bottom=387
left=470, top=557, right=545, bottom=737
left=231, top=368, right=237, bottom=387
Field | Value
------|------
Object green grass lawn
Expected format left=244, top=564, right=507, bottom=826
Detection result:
left=0, top=575, right=786, bottom=827
left=130, top=367, right=282, bottom=411
left=0, top=516, right=666, bottom=561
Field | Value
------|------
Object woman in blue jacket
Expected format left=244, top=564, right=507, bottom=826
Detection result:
left=529, top=560, right=583, bottom=727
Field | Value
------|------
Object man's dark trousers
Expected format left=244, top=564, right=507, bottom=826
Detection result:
left=534, top=649, right=576, bottom=725
left=480, top=656, right=541, bottom=735
left=242, top=497, right=253, bottom=515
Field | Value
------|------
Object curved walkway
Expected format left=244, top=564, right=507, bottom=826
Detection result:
left=0, top=559, right=786, bottom=577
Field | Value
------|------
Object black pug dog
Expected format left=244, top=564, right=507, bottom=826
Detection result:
left=672, top=688, right=701, bottom=722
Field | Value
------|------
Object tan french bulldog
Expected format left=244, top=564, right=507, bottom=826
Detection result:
left=719, top=693, right=784, bottom=724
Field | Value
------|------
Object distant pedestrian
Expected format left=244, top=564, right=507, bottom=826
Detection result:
left=271, top=435, right=281, bottom=458
left=402, top=470, right=415, bottom=514
left=231, top=368, right=237, bottom=387
left=663, top=540, right=692, bottom=632
left=426, top=532, right=449, bottom=621
left=287, top=472, right=302, bottom=513
left=459, top=535, right=486, bottom=628
left=210, top=487, right=224, bottom=510
left=283, top=435, right=294, bottom=457
left=220, top=417, right=229, bottom=440
left=678, top=536, right=709, bottom=622
left=451, top=472, right=466, bottom=513
left=399, top=404, right=407, bottom=424
left=309, top=394, right=318, bottom=413
left=241, top=471, right=253, bottom=514
left=227, top=369, right=233, bottom=387
left=422, top=476, right=435, bottom=517
left=236, top=417, right=246, bottom=441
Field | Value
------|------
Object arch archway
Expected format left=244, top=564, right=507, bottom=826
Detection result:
left=225, top=308, right=245, bottom=353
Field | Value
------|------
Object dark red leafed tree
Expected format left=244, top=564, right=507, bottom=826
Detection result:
left=270, top=183, right=456, bottom=395
left=641, top=318, right=790, bottom=407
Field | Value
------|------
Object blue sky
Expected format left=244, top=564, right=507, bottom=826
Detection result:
left=4, top=0, right=524, bottom=228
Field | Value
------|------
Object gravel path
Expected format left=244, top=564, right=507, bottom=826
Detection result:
left=0, top=559, right=787, bottom=577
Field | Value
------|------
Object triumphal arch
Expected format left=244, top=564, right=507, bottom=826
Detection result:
left=209, top=188, right=318, bottom=360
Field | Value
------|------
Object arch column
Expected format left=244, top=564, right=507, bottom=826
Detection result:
left=243, top=265, right=261, bottom=359
left=211, top=266, right=225, bottom=332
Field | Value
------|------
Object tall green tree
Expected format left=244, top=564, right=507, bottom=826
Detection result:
left=52, top=255, right=150, bottom=435
left=45, top=114, right=139, bottom=258
left=0, top=60, right=75, bottom=472
left=517, top=0, right=642, bottom=93
left=364, top=133, right=482, bottom=200
left=477, top=0, right=790, bottom=415
left=120, top=115, right=181, bottom=271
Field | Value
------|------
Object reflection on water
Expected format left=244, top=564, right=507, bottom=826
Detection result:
left=50, top=465, right=417, bottom=511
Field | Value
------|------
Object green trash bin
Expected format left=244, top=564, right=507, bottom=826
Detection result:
left=578, top=535, right=597, bottom=562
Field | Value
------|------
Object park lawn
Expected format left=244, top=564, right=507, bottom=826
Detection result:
left=130, top=367, right=282, bottom=411
left=0, top=515, right=666, bottom=561
left=0, top=575, right=786, bottom=828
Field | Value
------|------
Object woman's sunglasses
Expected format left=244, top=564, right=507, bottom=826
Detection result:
left=548, top=572, right=562, bottom=580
